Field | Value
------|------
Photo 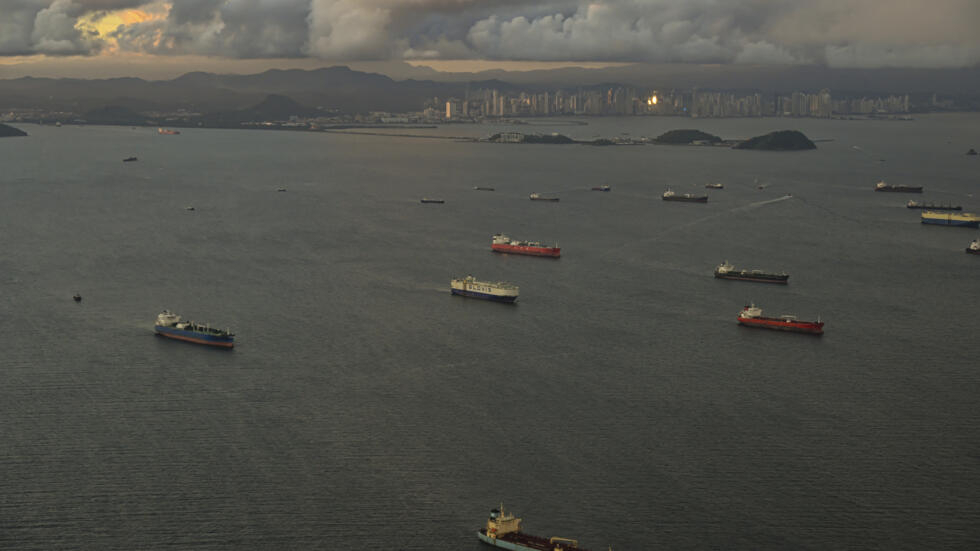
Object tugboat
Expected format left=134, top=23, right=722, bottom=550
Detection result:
left=450, top=276, right=518, bottom=303
left=529, top=193, right=559, bottom=202
left=921, top=211, right=980, bottom=228
left=714, top=261, right=789, bottom=284
left=73, top=293, right=82, bottom=302
left=420, top=198, right=445, bottom=204
left=874, top=181, right=922, bottom=193
left=154, top=311, right=234, bottom=348
left=591, top=185, right=611, bottom=192
left=737, top=304, right=823, bottom=335
left=492, top=234, right=560, bottom=257
left=907, top=200, right=961, bottom=211
left=662, top=188, right=708, bottom=203
left=477, top=505, right=594, bottom=551
left=966, top=239, right=980, bottom=255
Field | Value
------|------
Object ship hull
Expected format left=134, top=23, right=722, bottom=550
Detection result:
left=451, top=289, right=517, bottom=303
left=907, top=204, right=961, bottom=211
left=478, top=530, right=590, bottom=551
left=875, top=186, right=922, bottom=193
left=492, top=244, right=560, bottom=258
left=529, top=197, right=559, bottom=202
left=737, top=317, right=823, bottom=335
left=715, top=273, right=789, bottom=284
left=155, top=325, right=234, bottom=348
left=921, top=216, right=980, bottom=228
left=663, top=196, right=708, bottom=203
left=967, top=248, right=980, bottom=255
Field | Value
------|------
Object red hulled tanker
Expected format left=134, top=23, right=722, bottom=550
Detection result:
left=737, top=304, right=824, bottom=335
left=491, top=234, right=560, bottom=258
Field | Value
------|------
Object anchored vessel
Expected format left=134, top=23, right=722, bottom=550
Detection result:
left=477, top=506, right=592, bottom=551
left=154, top=311, right=235, bottom=348
left=967, top=239, right=980, bottom=255
left=705, top=182, right=724, bottom=189
left=737, top=304, right=823, bottom=335
left=157, top=128, right=180, bottom=135
left=921, top=211, right=980, bottom=228
left=529, top=193, right=560, bottom=202
left=474, top=186, right=495, bottom=191
left=491, top=234, right=560, bottom=258
left=420, top=198, right=445, bottom=204
left=874, top=181, right=922, bottom=193
left=714, top=261, right=788, bottom=284
left=451, top=276, right=518, bottom=303
left=122, top=156, right=138, bottom=162
left=591, top=185, right=611, bottom=192
left=662, top=189, right=708, bottom=202
left=907, top=200, right=961, bottom=210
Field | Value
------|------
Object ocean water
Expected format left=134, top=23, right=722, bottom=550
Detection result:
left=0, top=115, right=978, bottom=550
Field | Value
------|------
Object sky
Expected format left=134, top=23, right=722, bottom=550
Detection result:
left=0, top=0, right=978, bottom=79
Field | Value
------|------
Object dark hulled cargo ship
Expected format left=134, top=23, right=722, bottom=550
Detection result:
left=714, top=261, right=789, bottom=284
left=662, top=189, right=708, bottom=202
left=477, top=506, right=593, bottom=551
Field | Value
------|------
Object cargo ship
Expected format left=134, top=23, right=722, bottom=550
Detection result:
left=154, top=311, right=234, bottom=348
left=737, top=304, right=823, bottom=335
left=474, top=186, right=495, bottom=191
left=157, top=128, right=180, bottom=135
left=122, top=156, right=138, bottom=162
left=477, top=506, right=593, bottom=551
left=529, top=193, right=559, bottom=202
left=451, top=276, right=518, bottom=302
left=874, top=181, right=921, bottom=193
left=420, top=198, right=445, bottom=204
left=967, top=239, right=980, bottom=255
left=662, top=189, right=708, bottom=203
left=714, top=261, right=788, bottom=284
left=921, top=211, right=980, bottom=228
left=907, top=200, right=961, bottom=210
left=491, top=234, right=560, bottom=257
left=591, top=185, right=611, bottom=192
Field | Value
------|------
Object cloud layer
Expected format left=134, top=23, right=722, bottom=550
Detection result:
left=1, top=0, right=979, bottom=68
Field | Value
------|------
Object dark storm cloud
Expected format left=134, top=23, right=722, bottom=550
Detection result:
left=1, top=0, right=978, bottom=68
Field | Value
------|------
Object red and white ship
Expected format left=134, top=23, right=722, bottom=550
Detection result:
left=491, top=234, right=560, bottom=258
left=737, top=304, right=824, bottom=335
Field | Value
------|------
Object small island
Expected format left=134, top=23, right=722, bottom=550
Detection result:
left=0, top=123, right=28, bottom=138
left=654, top=129, right=722, bottom=145
left=734, top=130, right=816, bottom=151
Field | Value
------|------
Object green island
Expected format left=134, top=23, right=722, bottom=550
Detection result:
left=0, top=123, right=28, bottom=137
left=734, top=130, right=816, bottom=151
left=654, top=129, right=722, bottom=144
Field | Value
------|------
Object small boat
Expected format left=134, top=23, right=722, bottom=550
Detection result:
left=529, top=193, right=559, bottom=202
left=906, top=200, right=961, bottom=211
left=185, top=206, right=195, bottom=211
left=966, top=239, right=980, bottom=255
left=705, top=182, right=724, bottom=189
left=473, top=186, right=495, bottom=191
left=492, top=234, right=560, bottom=258
left=714, top=261, right=788, bottom=284
left=591, top=185, right=611, bottom=192
left=451, top=276, right=518, bottom=303
left=420, top=198, right=445, bottom=204
left=875, top=181, right=922, bottom=193
left=921, top=211, right=980, bottom=228
left=122, top=156, right=138, bottom=162
left=477, top=505, right=595, bottom=551
left=737, top=304, right=823, bottom=335
left=154, top=310, right=234, bottom=348
left=967, top=148, right=977, bottom=156
left=662, top=189, right=708, bottom=203
left=73, top=293, right=82, bottom=302
left=277, top=187, right=287, bottom=192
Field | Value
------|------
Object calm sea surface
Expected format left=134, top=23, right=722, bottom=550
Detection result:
left=1, top=115, right=978, bottom=550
